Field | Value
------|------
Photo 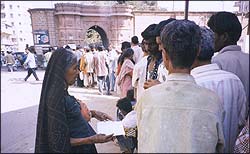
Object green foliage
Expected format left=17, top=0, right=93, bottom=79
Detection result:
left=84, top=29, right=102, bottom=45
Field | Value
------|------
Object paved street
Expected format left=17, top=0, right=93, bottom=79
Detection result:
left=1, top=68, right=121, bottom=153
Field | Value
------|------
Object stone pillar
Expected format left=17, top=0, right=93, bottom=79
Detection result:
left=110, top=5, right=134, bottom=50
left=28, top=9, right=56, bottom=47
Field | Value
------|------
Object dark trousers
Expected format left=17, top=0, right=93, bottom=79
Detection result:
left=116, top=135, right=137, bottom=153
left=25, top=68, right=39, bottom=81
left=77, top=74, right=83, bottom=87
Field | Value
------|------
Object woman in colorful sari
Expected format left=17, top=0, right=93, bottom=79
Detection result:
left=116, top=48, right=135, bottom=98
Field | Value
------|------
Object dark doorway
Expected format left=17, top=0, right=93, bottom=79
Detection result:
left=84, top=25, right=109, bottom=49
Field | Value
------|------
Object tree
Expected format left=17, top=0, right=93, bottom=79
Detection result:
left=84, top=29, right=102, bottom=45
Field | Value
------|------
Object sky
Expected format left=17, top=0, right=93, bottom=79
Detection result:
left=24, top=1, right=238, bottom=12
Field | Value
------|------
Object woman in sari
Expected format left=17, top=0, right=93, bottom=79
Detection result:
left=116, top=48, right=135, bottom=98
left=35, top=47, right=113, bottom=153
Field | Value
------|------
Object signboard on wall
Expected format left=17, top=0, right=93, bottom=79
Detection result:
left=34, top=30, right=50, bottom=45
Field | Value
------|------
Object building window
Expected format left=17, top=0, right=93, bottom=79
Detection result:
left=20, top=38, right=23, bottom=41
left=1, top=13, right=5, bottom=18
left=20, top=30, right=22, bottom=33
left=10, top=13, right=13, bottom=18
left=18, top=14, right=21, bottom=17
left=9, top=5, right=12, bottom=9
left=17, top=5, right=20, bottom=8
left=1, top=4, right=5, bottom=9
left=11, top=22, right=14, bottom=26
left=19, top=22, right=21, bottom=25
left=13, top=30, right=15, bottom=34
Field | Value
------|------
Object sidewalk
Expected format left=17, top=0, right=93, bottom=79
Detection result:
left=1, top=70, right=121, bottom=153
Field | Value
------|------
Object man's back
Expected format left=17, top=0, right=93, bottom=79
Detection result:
left=85, top=52, right=94, bottom=73
left=212, top=45, right=249, bottom=112
left=191, top=63, right=247, bottom=152
left=136, top=73, right=224, bottom=153
left=5, top=54, right=15, bottom=64
left=93, top=51, right=108, bottom=76
left=132, top=45, right=143, bottom=64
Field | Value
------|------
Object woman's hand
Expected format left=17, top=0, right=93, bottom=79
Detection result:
left=70, top=134, right=114, bottom=146
left=91, top=110, right=113, bottom=121
left=92, top=134, right=114, bottom=143
left=143, top=79, right=161, bottom=89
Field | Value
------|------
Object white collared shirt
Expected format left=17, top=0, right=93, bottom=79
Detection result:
left=24, top=52, right=37, bottom=68
left=132, top=45, right=143, bottom=64
left=136, top=73, right=224, bottom=153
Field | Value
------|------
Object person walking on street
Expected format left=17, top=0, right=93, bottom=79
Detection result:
left=5, top=51, right=15, bottom=72
left=23, top=46, right=39, bottom=81
left=93, top=46, right=109, bottom=95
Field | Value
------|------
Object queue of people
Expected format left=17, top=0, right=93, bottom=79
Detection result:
left=35, top=11, right=249, bottom=153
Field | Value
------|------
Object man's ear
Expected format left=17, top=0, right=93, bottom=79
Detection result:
left=162, top=50, right=170, bottom=70
left=221, top=32, right=230, bottom=43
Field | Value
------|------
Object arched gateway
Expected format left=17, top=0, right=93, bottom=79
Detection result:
left=28, top=3, right=134, bottom=49
left=29, top=3, right=217, bottom=51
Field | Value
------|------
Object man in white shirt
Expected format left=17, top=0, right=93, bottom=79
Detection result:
left=93, top=46, right=108, bottom=95
left=132, top=39, right=149, bottom=100
left=107, top=46, right=120, bottom=91
left=191, top=27, right=247, bottom=153
left=136, top=20, right=224, bottom=153
left=84, top=47, right=94, bottom=87
left=24, top=46, right=39, bottom=81
left=131, top=36, right=143, bottom=64
left=143, top=18, right=176, bottom=89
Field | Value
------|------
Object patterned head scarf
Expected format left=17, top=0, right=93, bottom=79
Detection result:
left=35, top=48, right=77, bottom=153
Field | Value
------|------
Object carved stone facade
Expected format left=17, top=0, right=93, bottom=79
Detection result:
left=28, top=3, right=217, bottom=49
left=29, top=3, right=134, bottom=49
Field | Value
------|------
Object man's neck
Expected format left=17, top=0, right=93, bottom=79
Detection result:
left=195, top=60, right=211, bottom=68
left=169, top=68, right=191, bottom=74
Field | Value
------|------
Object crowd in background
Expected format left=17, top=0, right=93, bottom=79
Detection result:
left=4, top=10, right=248, bottom=153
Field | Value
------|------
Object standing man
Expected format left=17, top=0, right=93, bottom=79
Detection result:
left=191, top=27, right=247, bottom=153
left=107, top=45, right=120, bottom=92
left=75, top=45, right=83, bottom=87
left=143, top=18, right=176, bottom=89
left=84, top=46, right=95, bottom=88
left=131, top=36, right=143, bottom=64
left=207, top=11, right=249, bottom=114
left=23, top=46, right=39, bottom=81
left=93, top=46, right=108, bottom=95
left=136, top=20, right=224, bottom=153
left=5, top=51, right=15, bottom=72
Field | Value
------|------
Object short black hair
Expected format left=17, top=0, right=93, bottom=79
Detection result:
left=126, top=89, right=136, bottom=102
left=121, top=41, right=131, bottom=51
left=116, top=97, right=133, bottom=114
left=141, top=24, right=157, bottom=40
left=97, top=46, right=103, bottom=51
left=120, top=48, right=134, bottom=65
left=153, top=18, right=176, bottom=36
left=160, top=20, right=201, bottom=69
left=207, top=11, right=242, bottom=43
left=131, top=36, right=139, bottom=44
left=198, top=27, right=215, bottom=61
left=76, top=45, right=81, bottom=50
left=28, top=46, right=36, bottom=53
left=65, top=45, right=71, bottom=49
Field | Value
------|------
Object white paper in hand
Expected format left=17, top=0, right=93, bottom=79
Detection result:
left=97, top=121, right=125, bottom=136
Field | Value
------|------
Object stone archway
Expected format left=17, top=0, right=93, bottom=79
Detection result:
left=28, top=3, right=134, bottom=49
left=87, top=25, right=109, bottom=49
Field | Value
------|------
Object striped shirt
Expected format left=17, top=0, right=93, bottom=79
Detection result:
left=212, top=45, right=249, bottom=114
left=191, top=63, right=247, bottom=153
